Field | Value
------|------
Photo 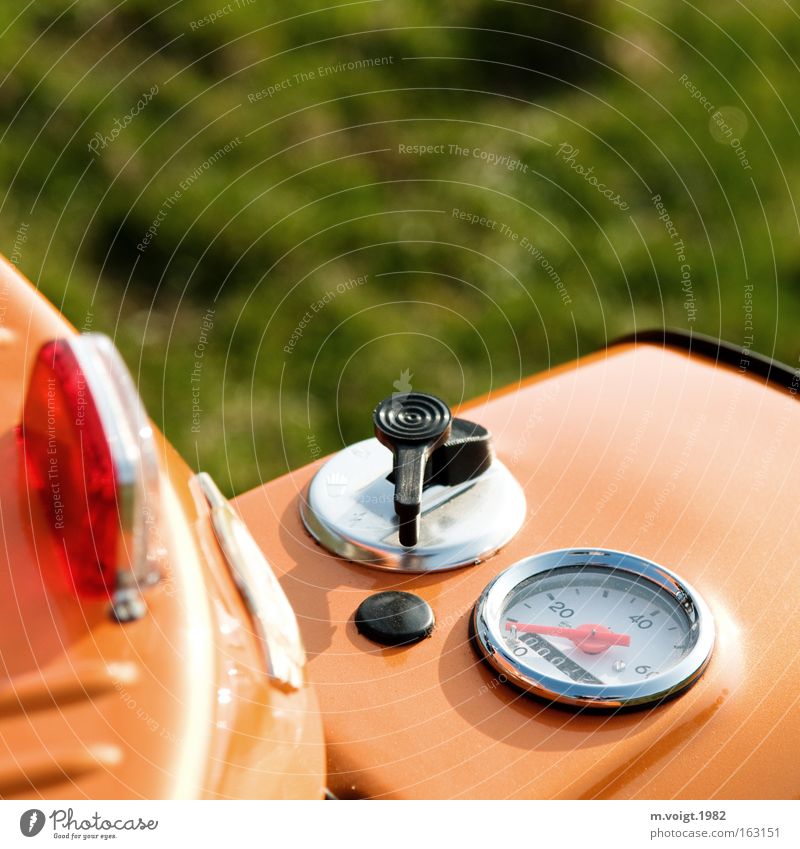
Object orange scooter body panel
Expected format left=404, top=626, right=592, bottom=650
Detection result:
left=0, top=256, right=325, bottom=799
left=235, top=343, right=800, bottom=799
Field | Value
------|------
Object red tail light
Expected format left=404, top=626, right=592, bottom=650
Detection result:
left=21, top=334, right=161, bottom=616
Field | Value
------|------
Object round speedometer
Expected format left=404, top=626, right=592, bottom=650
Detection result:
left=473, top=549, right=714, bottom=708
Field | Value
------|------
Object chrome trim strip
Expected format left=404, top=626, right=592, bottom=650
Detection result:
left=196, top=472, right=305, bottom=691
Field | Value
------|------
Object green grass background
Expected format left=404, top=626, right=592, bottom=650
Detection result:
left=1, top=1, right=798, bottom=494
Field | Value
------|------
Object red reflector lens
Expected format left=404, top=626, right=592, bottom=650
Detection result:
left=22, top=340, right=120, bottom=597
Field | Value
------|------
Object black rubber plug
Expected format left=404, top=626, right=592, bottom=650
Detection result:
left=354, top=591, right=435, bottom=646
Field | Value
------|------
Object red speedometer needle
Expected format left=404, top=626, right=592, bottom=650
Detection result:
left=506, top=621, right=631, bottom=654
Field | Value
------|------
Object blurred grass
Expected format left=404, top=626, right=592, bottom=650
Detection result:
left=1, top=1, right=799, bottom=494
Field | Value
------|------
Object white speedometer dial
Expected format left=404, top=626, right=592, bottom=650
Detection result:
left=473, top=549, right=715, bottom=708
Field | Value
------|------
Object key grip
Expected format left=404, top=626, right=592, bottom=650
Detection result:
left=373, top=393, right=452, bottom=547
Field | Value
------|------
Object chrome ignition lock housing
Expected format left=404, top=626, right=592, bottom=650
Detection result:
left=300, top=392, right=526, bottom=573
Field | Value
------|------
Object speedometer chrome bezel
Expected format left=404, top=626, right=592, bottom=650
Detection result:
left=473, top=548, right=715, bottom=709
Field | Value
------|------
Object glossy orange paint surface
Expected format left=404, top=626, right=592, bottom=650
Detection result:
left=0, top=256, right=324, bottom=799
left=235, top=341, right=800, bottom=799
